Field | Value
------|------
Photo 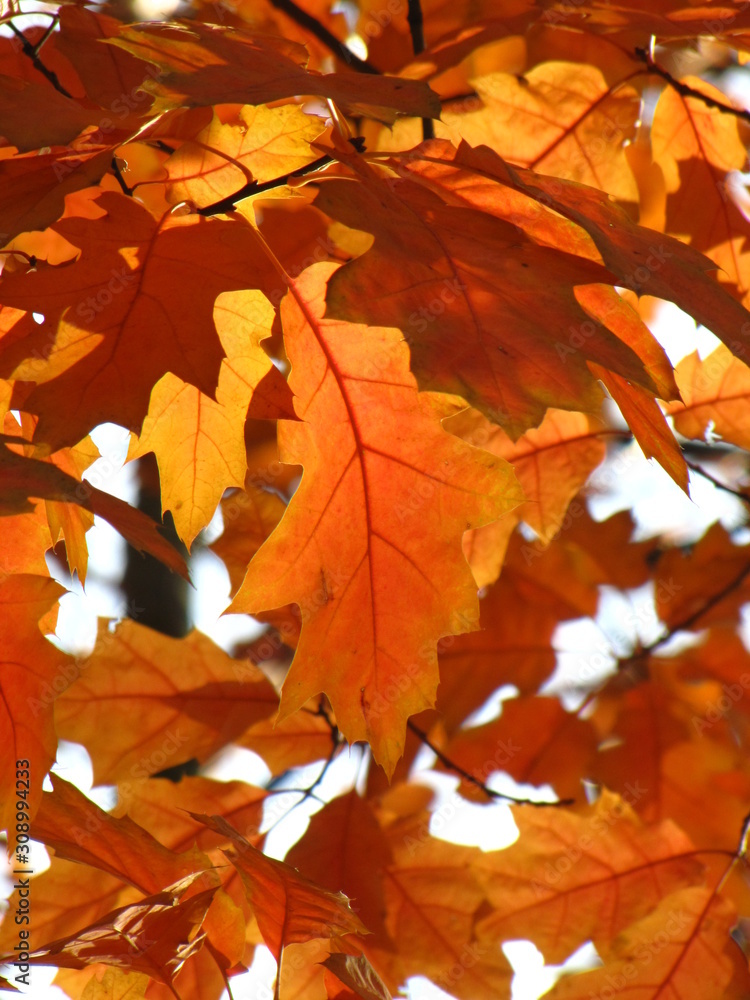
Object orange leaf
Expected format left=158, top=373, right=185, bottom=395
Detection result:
left=652, top=78, right=750, bottom=305
left=286, top=791, right=393, bottom=936
left=474, top=791, right=704, bottom=963
left=447, top=406, right=607, bottom=585
left=0, top=574, right=68, bottom=836
left=440, top=695, right=598, bottom=801
left=110, top=22, right=440, bottom=124
left=317, top=166, right=655, bottom=437
left=442, top=63, right=639, bottom=202
left=229, top=261, right=522, bottom=774
left=544, top=887, right=748, bottom=999
left=54, top=621, right=278, bottom=785
left=129, top=288, right=293, bottom=548
left=191, top=812, right=369, bottom=963
left=669, top=344, right=750, bottom=450
left=157, top=104, right=326, bottom=210
left=0, top=440, right=189, bottom=580
left=5, top=872, right=216, bottom=988
left=594, top=366, right=688, bottom=492
left=0, top=191, right=276, bottom=449
left=476, top=148, right=750, bottom=363
left=31, top=775, right=213, bottom=895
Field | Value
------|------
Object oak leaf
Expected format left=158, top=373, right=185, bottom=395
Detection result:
left=128, top=288, right=294, bottom=547
left=191, top=812, right=369, bottom=962
left=110, top=22, right=441, bottom=123
left=474, top=791, right=704, bottom=963
left=229, top=261, right=522, bottom=774
left=669, top=344, right=750, bottom=451
left=0, top=574, right=69, bottom=836
left=7, top=873, right=216, bottom=988
left=0, top=192, right=275, bottom=450
left=54, top=621, right=278, bottom=785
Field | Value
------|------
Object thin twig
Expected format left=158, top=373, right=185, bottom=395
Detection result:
left=8, top=20, right=72, bottom=98
left=268, top=0, right=380, bottom=74
left=407, top=720, right=574, bottom=807
left=262, top=701, right=343, bottom=833
left=197, top=136, right=365, bottom=217
left=684, top=458, right=750, bottom=504
left=643, top=557, right=750, bottom=658
left=406, top=0, right=434, bottom=141
left=635, top=46, right=750, bottom=126
left=111, top=157, right=134, bottom=197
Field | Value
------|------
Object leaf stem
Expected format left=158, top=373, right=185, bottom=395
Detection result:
left=407, top=720, right=574, bottom=807
left=197, top=137, right=366, bottom=217
left=406, top=0, right=434, bottom=141
left=8, top=18, right=72, bottom=98
left=635, top=46, right=750, bottom=125
left=268, top=0, right=380, bottom=74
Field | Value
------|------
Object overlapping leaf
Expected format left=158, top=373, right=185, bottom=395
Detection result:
left=230, top=261, right=522, bottom=774
left=0, top=575, right=69, bottom=836
left=0, top=192, right=275, bottom=449
left=110, top=21, right=441, bottom=124
left=316, top=160, right=657, bottom=437
left=192, top=813, right=368, bottom=962
left=129, top=289, right=293, bottom=547
left=54, top=622, right=278, bottom=785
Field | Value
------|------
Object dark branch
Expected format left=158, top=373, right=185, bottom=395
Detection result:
left=197, top=136, right=365, bottom=217
left=111, top=157, right=134, bottom=197
left=268, top=0, right=380, bottom=74
left=9, top=19, right=72, bottom=99
left=635, top=47, right=750, bottom=126
left=684, top=458, right=750, bottom=504
left=644, top=558, right=750, bottom=657
left=407, top=720, right=574, bottom=807
left=406, top=0, right=434, bottom=141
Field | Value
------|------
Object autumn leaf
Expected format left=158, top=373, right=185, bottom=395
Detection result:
left=0, top=192, right=276, bottom=450
left=229, top=261, right=522, bottom=774
left=54, top=621, right=278, bottom=785
left=651, top=78, right=750, bottom=305
left=446, top=406, right=608, bottom=585
left=439, top=695, right=598, bottom=801
left=128, top=288, right=294, bottom=548
left=0, top=439, right=189, bottom=579
left=190, top=812, right=368, bottom=962
left=79, top=968, right=150, bottom=1000
left=3, top=873, right=216, bottom=988
left=669, top=344, right=750, bottom=450
left=544, top=887, right=746, bottom=999
left=286, top=791, right=393, bottom=936
left=109, top=21, right=441, bottom=124
left=155, top=104, right=327, bottom=210
left=31, top=775, right=213, bottom=895
left=473, top=791, right=705, bottom=963
left=469, top=146, right=750, bottom=362
left=316, top=162, right=657, bottom=437
left=0, top=574, right=69, bottom=836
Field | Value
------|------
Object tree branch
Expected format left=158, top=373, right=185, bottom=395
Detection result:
left=111, top=157, right=134, bottom=197
left=635, top=46, right=750, bottom=126
left=644, top=557, right=750, bottom=658
left=197, top=136, right=365, bottom=217
left=9, top=18, right=72, bottom=99
left=684, top=458, right=750, bottom=504
left=407, top=720, right=573, bottom=807
left=268, top=0, right=380, bottom=74
left=406, top=0, right=434, bottom=141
